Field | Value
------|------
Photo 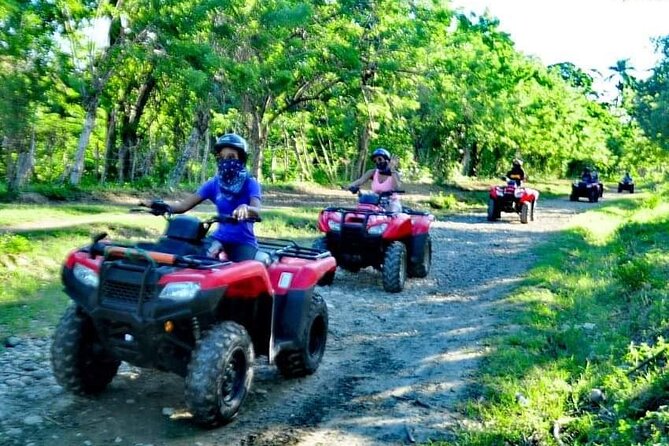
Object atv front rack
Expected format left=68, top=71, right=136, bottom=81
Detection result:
left=257, top=238, right=331, bottom=261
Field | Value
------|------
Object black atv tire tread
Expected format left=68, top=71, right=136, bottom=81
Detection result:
left=382, top=241, right=407, bottom=293
left=275, top=292, right=328, bottom=378
left=630, top=185, right=634, bottom=193
left=408, top=235, right=431, bottom=278
left=487, top=199, right=497, bottom=221
left=51, top=305, right=120, bottom=395
left=520, top=203, right=529, bottom=224
left=312, top=237, right=335, bottom=285
left=570, top=193, right=577, bottom=201
left=185, top=321, right=254, bottom=427
left=530, top=202, right=536, bottom=221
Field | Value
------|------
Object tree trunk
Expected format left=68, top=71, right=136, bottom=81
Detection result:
left=70, top=96, right=98, bottom=186
left=101, top=108, right=116, bottom=184
left=168, top=106, right=210, bottom=188
left=353, top=121, right=372, bottom=180
left=249, top=111, right=267, bottom=181
left=118, top=75, right=156, bottom=181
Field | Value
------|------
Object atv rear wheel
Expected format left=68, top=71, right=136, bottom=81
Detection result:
left=618, top=185, right=623, bottom=193
left=486, top=199, right=498, bottom=221
left=569, top=193, right=577, bottom=202
left=312, top=237, right=335, bottom=285
left=630, top=185, right=635, bottom=193
left=408, top=235, right=431, bottom=278
left=275, top=292, right=328, bottom=378
left=185, top=322, right=254, bottom=426
left=382, top=241, right=407, bottom=293
left=51, top=305, right=120, bottom=395
left=520, top=203, right=530, bottom=224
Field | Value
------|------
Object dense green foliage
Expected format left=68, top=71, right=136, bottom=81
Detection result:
left=453, top=189, right=669, bottom=445
left=1, top=1, right=667, bottom=193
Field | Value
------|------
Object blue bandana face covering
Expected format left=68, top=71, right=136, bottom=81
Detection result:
left=217, top=158, right=248, bottom=195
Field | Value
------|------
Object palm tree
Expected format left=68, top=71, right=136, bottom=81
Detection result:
left=606, top=58, right=637, bottom=107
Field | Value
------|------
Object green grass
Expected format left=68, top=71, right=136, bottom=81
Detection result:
left=448, top=192, right=669, bottom=445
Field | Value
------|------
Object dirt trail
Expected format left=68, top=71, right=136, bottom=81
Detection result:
left=0, top=195, right=608, bottom=446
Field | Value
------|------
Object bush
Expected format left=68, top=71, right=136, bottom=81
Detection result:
left=0, top=234, right=32, bottom=255
left=428, top=192, right=458, bottom=209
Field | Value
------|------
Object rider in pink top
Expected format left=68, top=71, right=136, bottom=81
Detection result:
left=347, top=148, right=402, bottom=212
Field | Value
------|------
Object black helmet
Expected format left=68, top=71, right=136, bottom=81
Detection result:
left=371, top=148, right=391, bottom=160
left=213, top=133, right=249, bottom=163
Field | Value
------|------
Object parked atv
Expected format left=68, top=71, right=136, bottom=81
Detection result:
left=313, top=188, right=434, bottom=293
left=618, top=177, right=635, bottom=193
left=51, top=209, right=336, bottom=427
left=487, top=178, right=539, bottom=224
left=570, top=178, right=604, bottom=202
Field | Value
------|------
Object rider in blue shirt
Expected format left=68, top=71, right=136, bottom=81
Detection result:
left=143, top=133, right=262, bottom=261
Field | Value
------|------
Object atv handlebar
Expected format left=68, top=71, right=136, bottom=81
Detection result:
left=346, top=187, right=405, bottom=196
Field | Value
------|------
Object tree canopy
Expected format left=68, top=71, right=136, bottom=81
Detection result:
left=1, top=0, right=666, bottom=193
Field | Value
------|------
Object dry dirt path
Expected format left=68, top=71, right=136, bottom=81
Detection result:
left=0, top=196, right=615, bottom=446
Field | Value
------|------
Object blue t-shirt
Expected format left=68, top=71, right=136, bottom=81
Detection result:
left=197, top=177, right=262, bottom=247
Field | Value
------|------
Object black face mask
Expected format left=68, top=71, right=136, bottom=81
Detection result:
left=376, top=160, right=390, bottom=174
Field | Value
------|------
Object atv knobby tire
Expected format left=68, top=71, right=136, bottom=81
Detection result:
left=312, top=237, right=335, bottom=286
left=569, top=192, right=577, bottom=202
left=520, top=203, right=530, bottom=224
left=275, top=292, right=328, bottom=378
left=185, top=322, right=254, bottom=426
left=408, top=234, right=431, bottom=278
left=487, top=199, right=498, bottom=221
left=382, top=241, right=407, bottom=293
left=51, top=305, right=120, bottom=395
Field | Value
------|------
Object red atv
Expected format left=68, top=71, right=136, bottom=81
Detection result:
left=51, top=210, right=336, bottom=427
left=487, top=178, right=539, bottom=224
left=313, top=189, right=434, bottom=293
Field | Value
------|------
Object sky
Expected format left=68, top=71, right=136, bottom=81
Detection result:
left=449, top=0, right=669, bottom=95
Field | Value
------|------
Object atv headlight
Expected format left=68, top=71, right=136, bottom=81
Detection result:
left=368, top=223, right=388, bottom=235
left=327, top=220, right=341, bottom=232
left=159, top=282, right=200, bottom=301
left=73, top=263, right=99, bottom=288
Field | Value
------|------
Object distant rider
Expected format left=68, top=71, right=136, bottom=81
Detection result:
left=347, top=148, right=402, bottom=212
left=506, top=158, right=526, bottom=186
left=141, top=133, right=262, bottom=261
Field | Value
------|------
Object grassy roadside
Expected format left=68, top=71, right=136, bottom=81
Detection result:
left=450, top=190, right=669, bottom=445
left=0, top=205, right=320, bottom=343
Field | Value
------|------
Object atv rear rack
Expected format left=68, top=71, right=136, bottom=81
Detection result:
left=257, top=238, right=330, bottom=261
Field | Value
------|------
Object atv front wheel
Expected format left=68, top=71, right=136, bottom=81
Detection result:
left=185, top=322, right=254, bottom=426
left=382, top=241, right=407, bottom=293
left=51, top=305, right=120, bottom=395
left=630, top=185, right=635, bottom=193
left=408, top=235, right=431, bottom=278
left=569, top=193, right=577, bottom=202
left=486, top=199, right=498, bottom=221
left=520, top=203, right=530, bottom=224
left=275, top=292, right=328, bottom=378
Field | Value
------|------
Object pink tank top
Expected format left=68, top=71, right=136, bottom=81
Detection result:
left=372, top=170, right=396, bottom=194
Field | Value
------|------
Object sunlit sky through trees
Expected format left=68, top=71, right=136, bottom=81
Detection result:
left=450, top=0, right=669, bottom=98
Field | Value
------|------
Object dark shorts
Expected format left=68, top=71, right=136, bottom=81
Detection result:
left=222, top=242, right=258, bottom=262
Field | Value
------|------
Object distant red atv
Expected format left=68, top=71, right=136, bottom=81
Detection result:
left=51, top=210, right=336, bottom=427
left=313, top=189, right=434, bottom=293
left=487, top=178, right=539, bottom=224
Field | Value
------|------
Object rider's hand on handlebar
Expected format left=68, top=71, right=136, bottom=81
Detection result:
left=147, top=200, right=172, bottom=216
left=232, top=204, right=251, bottom=220
left=348, top=185, right=360, bottom=194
